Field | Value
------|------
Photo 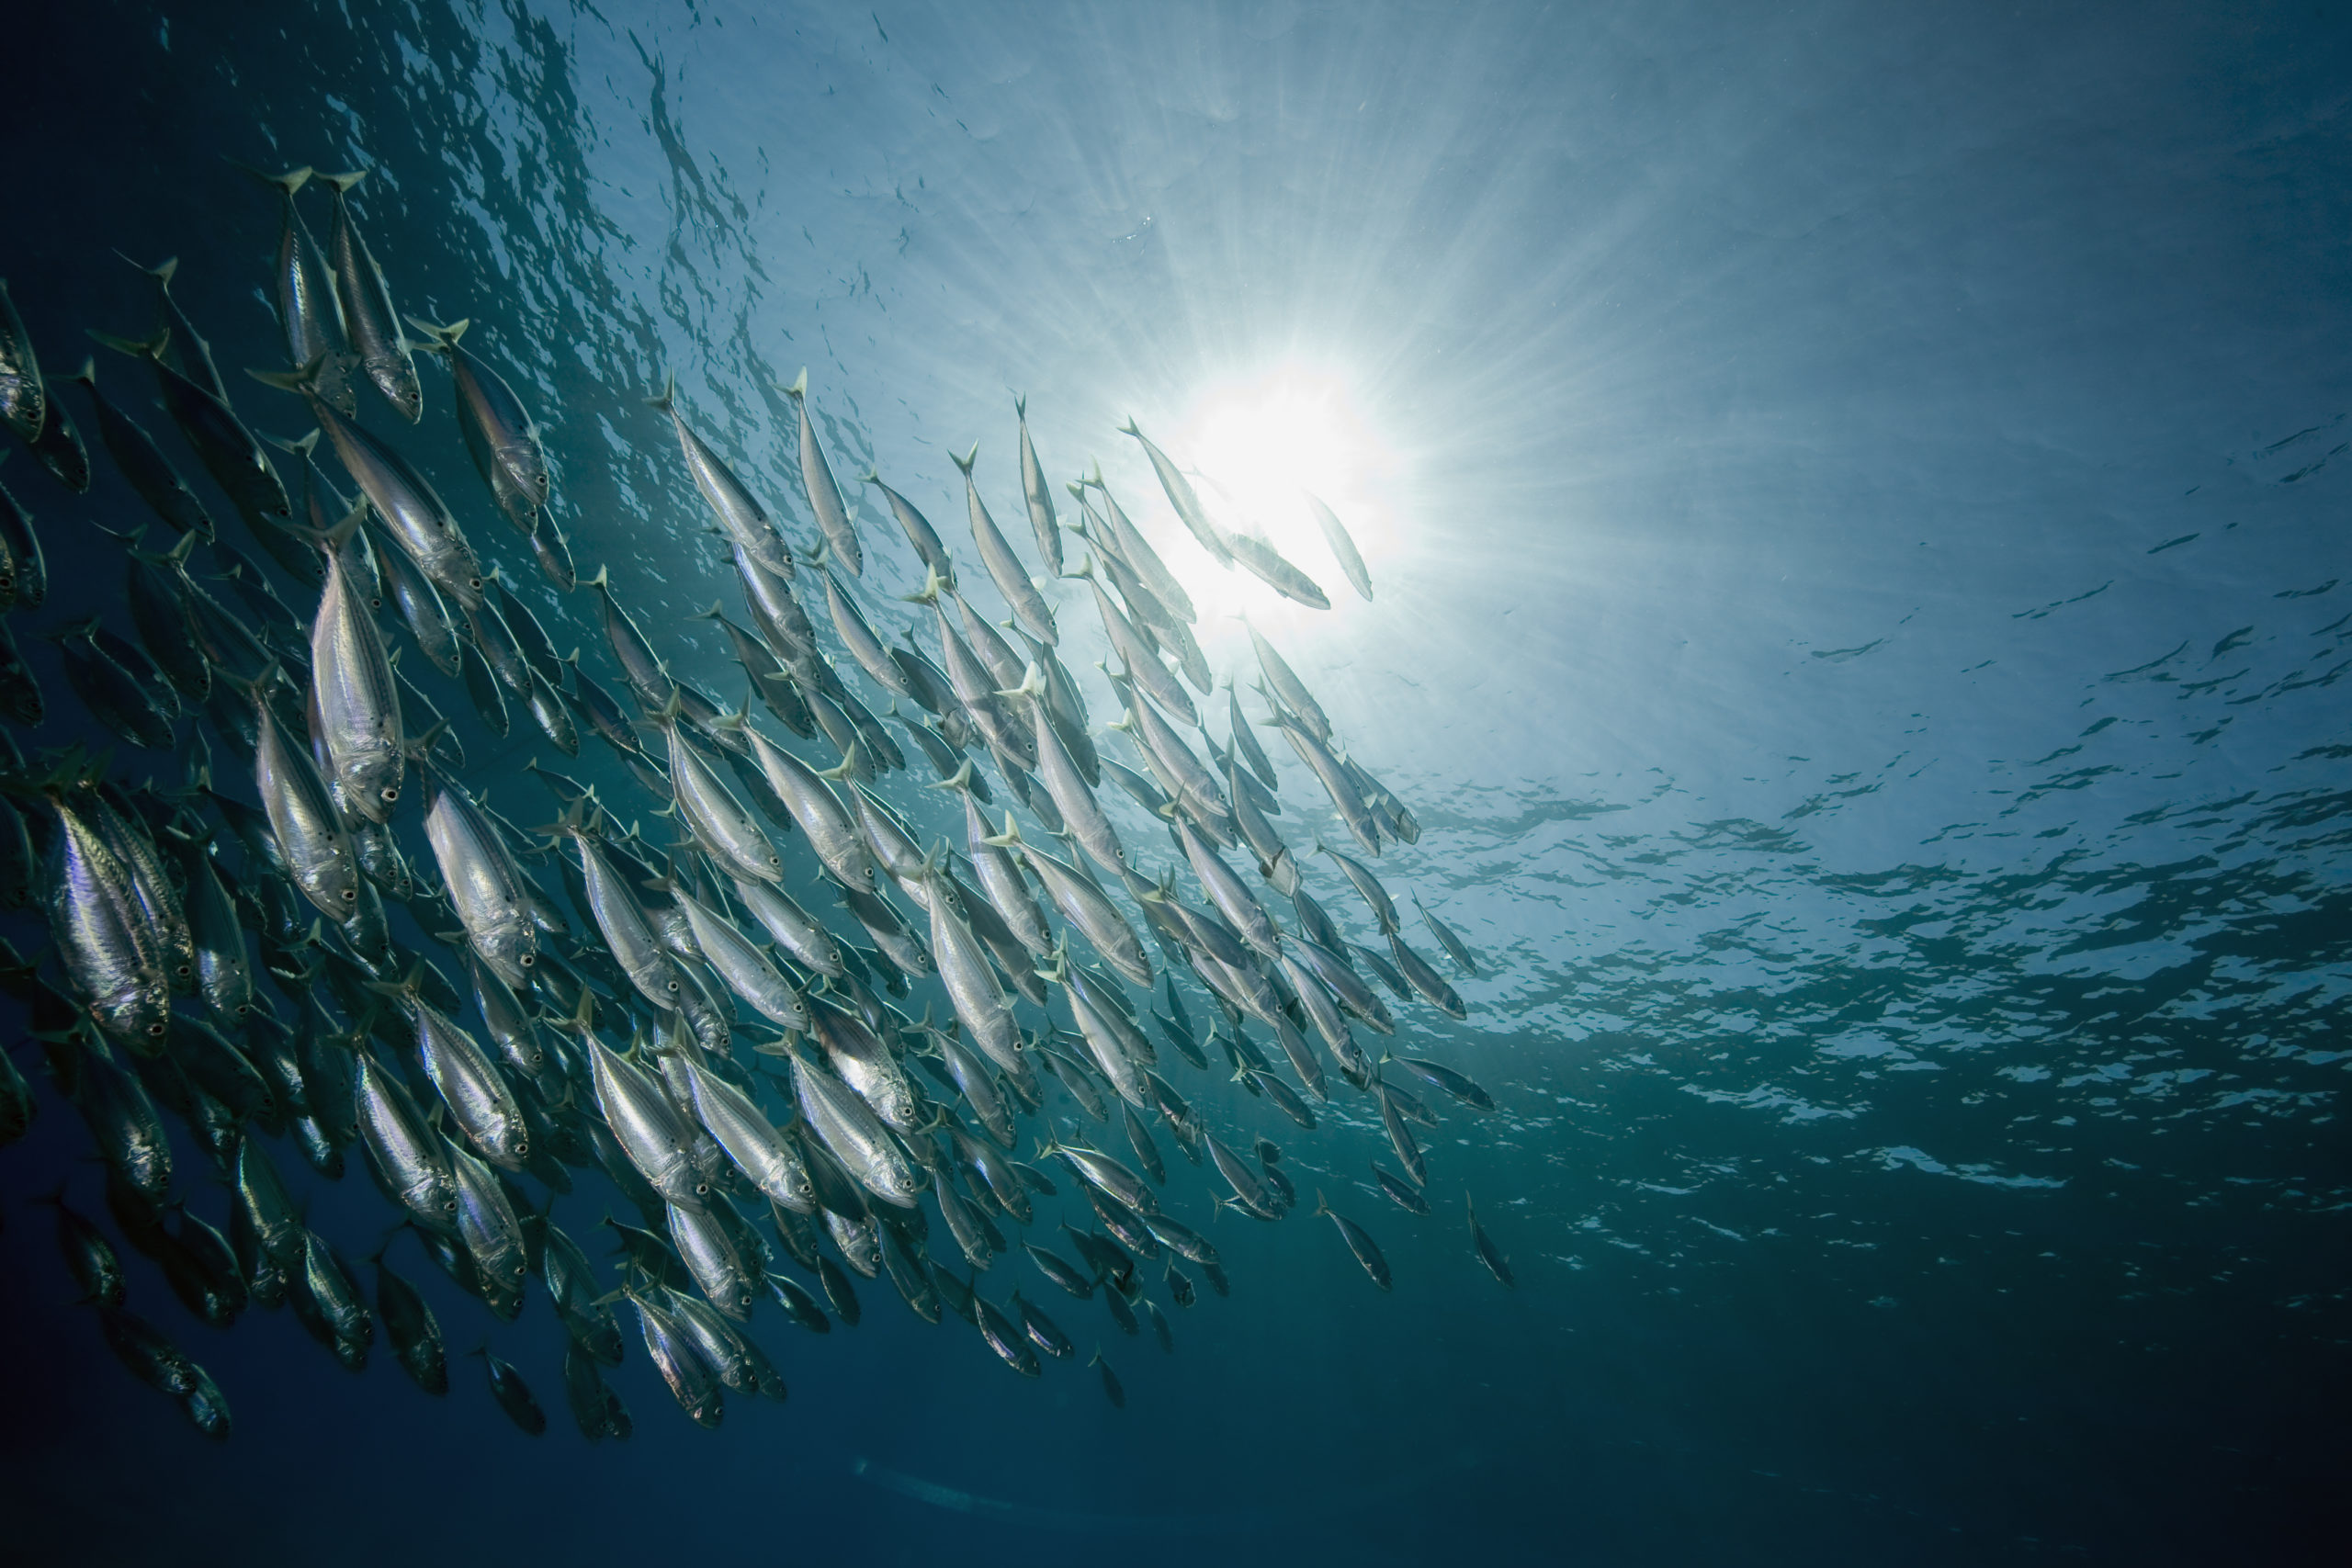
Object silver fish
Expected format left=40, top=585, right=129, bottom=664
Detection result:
left=859, top=467, right=954, bottom=585
left=0, top=278, right=46, bottom=442
left=353, top=1049, right=460, bottom=1233
left=783, top=368, right=861, bottom=574
left=789, top=1048, right=922, bottom=1209
left=743, top=728, right=877, bottom=893
left=1117, top=418, right=1229, bottom=565
left=1304, top=491, right=1371, bottom=602
left=422, top=769, right=538, bottom=989
left=810, top=999, right=922, bottom=1133
left=315, top=171, right=422, bottom=422
left=250, top=677, right=361, bottom=918
left=1224, top=529, right=1329, bottom=611
left=411, top=317, right=547, bottom=528
left=650, top=374, right=792, bottom=577
left=668, top=1203, right=757, bottom=1322
left=950, top=445, right=1054, bottom=643
left=1014, top=396, right=1062, bottom=576
left=673, top=884, right=807, bottom=1030
left=237, top=164, right=357, bottom=414
left=307, top=506, right=404, bottom=821
left=681, top=1055, right=812, bottom=1213
left=983, top=817, right=1151, bottom=987
left=446, top=1139, right=526, bottom=1318
left=586, top=1033, right=708, bottom=1212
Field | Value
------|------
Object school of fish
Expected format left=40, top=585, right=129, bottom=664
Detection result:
left=0, top=159, right=1514, bottom=1443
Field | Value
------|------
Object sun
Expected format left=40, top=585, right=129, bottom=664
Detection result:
left=1163, top=364, right=1396, bottom=626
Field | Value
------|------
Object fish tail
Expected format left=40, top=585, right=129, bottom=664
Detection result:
left=88, top=326, right=167, bottom=362
left=585, top=566, right=610, bottom=591
left=784, top=367, right=808, bottom=400
left=1013, top=393, right=1026, bottom=419
left=225, top=158, right=313, bottom=196
left=315, top=170, right=369, bottom=194
left=950, top=443, right=978, bottom=477
left=261, top=429, right=322, bottom=459
left=646, top=370, right=676, bottom=412
left=1117, top=417, right=1141, bottom=437
left=403, top=315, right=469, bottom=350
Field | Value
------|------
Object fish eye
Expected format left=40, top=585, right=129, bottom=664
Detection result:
left=445, top=1198, right=458, bottom=1210
left=519, top=953, right=534, bottom=966
left=147, top=1021, right=167, bottom=1037
left=381, top=787, right=399, bottom=802
left=341, top=887, right=356, bottom=901
left=695, top=1181, right=710, bottom=1195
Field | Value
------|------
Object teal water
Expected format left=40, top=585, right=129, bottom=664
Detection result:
left=1, top=3, right=2347, bottom=1562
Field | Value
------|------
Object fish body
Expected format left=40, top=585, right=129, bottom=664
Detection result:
left=1117, top=419, right=1229, bottom=565
left=1304, top=491, right=1372, bottom=600
left=0, top=278, right=46, bottom=441
left=38, top=794, right=171, bottom=1048
left=1224, top=529, right=1329, bottom=611
left=423, top=770, right=538, bottom=989
left=1315, top=1194, right=1392, bottom=1291
left=309, top=519, right=404, bottom=820
left=1468, top=1194, right=1516, bottom=1288
left=1014, top=398, right=1062, bottom=575
left=413, top=318, right=547, bottom=526
left=951, top=446, right=1054, bottom=643
left=67, top=359, right=215, bottom=538
left=317, top=173, right=423, bottom=421
left=784, top=370, right=860, bottom=573
left=791, top=1049, right=922, bottom=1209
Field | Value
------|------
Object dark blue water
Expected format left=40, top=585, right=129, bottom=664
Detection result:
left=3, top=2, right=2348, bottom=1562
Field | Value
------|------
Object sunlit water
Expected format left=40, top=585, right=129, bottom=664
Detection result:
left=2, top=3, right=2347, bottom=1563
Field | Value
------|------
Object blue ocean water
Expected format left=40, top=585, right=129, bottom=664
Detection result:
left=1, top=1, right=2347, bottom=1562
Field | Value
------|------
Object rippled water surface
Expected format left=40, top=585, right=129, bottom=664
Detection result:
left=2, top=3, right=2348, bottom=1563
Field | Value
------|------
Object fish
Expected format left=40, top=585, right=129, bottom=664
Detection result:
left=1246, top=621, right=1331, bottom=742
left=983, top=817, right=1151, bottom=987
left=783, top=369, right=861, bottom=574
left=64, top=358, right=215, bottom=539
left=950, top=445, right=1055, bottom=643
left=1091, top=1348, right=1125, bottom=1408
left=1319, top=840, right=1400, bottom=933
left=237, top=164, right=358, bottom=414
left=669, top=1201, right=758, bottom=1322
left=976, top=1292, right=1042, bottom=1377
left=1396, top=1055, right=1494, bottom=1112
left=1373, top=1164, right=1431, bottom=1216
left=410, top=317, right=548, bottom=527
left=292, top=1229, right=373, bottom=1369
left=859, top=467, right=955, bottom=586
left=422, top=767, right=539, bottom=989
left=91, top=327, right=290, bottom=525
left=767, top=1270, right=832, bottom=1333
left=36, top=1185, right=127, bottom=1306
left=1012, top=1289, right=1075, bottom=1359
left=354, top=1049, right=462, bottom=1233
left=650, top=373, right=794, bottom=578
left=1117, top=418, right=1229, bottom=566
left=0, top=278, right=48, bottom=442
left=370, top=519, right=463, bottom=676
left=98, top=1307, right=231, bottom=1439
left=314, top=171, right=422, bottom=421
left=35, top=791, right=172, bottom=1048
left=1013, top=397, right=1064, bottom=576
left=1313, top=1191, right=1392, bottom=1291
left=374, top=1252, right=449, bottom=1393
left=584, top=1031, right=708, bottom=1212
left=469, top=1346, right=548, bottom=1435
left=24, top=388, right=92, bottom=492
left=1468, top=1194, right=1516, bottom=1288
left=1223, top=529, right=1330, bottom=611
left=249, top=360, right=482, bottom=610
left=631, top=1289, right=725, bottom=1427
left=447, top=1141, right=526, bottom=1318
left=1388, top=931, right=1468, bottom=1020
left=0, top=456, right=51, bottom=610
left=789, top=1046, right=923, bottom=1209
left=306, top=504, right=405, bottom=820
left=1304, top=491, right=1372, bottom=601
